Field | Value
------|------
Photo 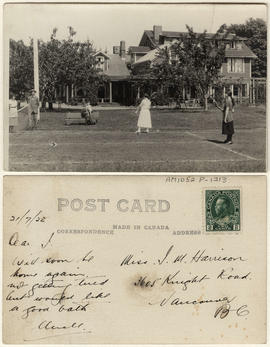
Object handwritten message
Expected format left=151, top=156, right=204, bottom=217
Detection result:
left=5, top=227, right=252, bottom=342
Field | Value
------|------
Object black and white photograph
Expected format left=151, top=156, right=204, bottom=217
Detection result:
left=4, top=2, right=267, bottom=172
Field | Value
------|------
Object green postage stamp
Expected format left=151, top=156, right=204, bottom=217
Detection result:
left=205, top=189, right=240, bottom=232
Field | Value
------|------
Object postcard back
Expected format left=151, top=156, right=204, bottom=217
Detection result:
left=3, top=175, right=266, bottom=344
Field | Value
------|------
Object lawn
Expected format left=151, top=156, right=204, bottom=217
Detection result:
left=9, top=104, right=266, bottom=172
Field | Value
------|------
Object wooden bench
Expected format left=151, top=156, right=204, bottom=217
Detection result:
left=65, top=111, right=99, bottom=126
left=180, top=99, right=204, bottom=111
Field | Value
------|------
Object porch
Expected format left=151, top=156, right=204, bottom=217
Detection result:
left=97, top=80, right=134, bottom=105
left=55, top=79, right=134, bottom=106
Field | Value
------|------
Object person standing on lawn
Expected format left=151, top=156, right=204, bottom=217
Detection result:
left=28, top=89, right=39, bottom=130
left=135, top=93, right=152, bottom=134
left=214, top=91, right=235, bottom=144
left=8, top=93, right=18, bottom=133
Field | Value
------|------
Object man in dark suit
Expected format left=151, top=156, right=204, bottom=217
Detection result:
left=28, top=89, right=39, bottom=130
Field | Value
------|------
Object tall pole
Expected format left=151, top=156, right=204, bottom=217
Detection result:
left=33, top=37, right=40, bottom=120
left=4, top=37, right=10, bottom=169
left=109, top=82, right=112, bottom=103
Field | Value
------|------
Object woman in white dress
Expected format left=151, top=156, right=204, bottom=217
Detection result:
left=135, top=94, right=152, bottom=134
left=9, top=94, right=18, bottom=132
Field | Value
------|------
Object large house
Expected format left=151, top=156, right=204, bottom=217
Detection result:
left=132, top=25, right=257, bottom=102
left=56, top=25, right=257, bottom=105
left=57, top=41, right=135, bottom=105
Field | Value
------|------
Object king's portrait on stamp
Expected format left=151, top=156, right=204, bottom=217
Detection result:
left=205, top=189, right=240, bottom=232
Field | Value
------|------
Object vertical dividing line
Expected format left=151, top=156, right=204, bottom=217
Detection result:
left=3, top=22, right=10, bottom=170
left=33, top=37, right=40, bottom=120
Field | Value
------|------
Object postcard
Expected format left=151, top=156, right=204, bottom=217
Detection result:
left=3, top=175, right=266, bottom=344
left=4, top=2, right=267, bottom=172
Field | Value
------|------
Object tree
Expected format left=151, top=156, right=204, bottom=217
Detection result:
left=39, top=28, right=62, bottom=109
left=52, top=27, right=102, bottom=106
left=151, top=25, right=227, bottom=110
left=9, top=39, right=34, bottom=98
left=151, top=46, right=184, bottom=104
left=38, top=27, right=102, bottom=109
left=228, top=18, right=267, bottom=77
left=10, top=27, right=103, bottom=109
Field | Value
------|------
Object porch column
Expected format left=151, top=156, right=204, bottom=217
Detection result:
left=109, top=82, right=112, bottom=103
left=66, top=85, right=69, bottom=104
left=74, top=85, right=77, bottom=97
left=71, top=84, right=74, bottom=98
left=252, top=80, right=255, bottom=104
left=137, top=86, right=140, bottom=99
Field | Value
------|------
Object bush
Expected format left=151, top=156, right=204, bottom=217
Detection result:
left=87, top=94, right=98, bottom=106
left=150, top=92, right=171, bottom=106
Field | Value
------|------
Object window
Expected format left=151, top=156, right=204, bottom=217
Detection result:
left=226, top=42, right=235, bottom=49
left=241, top=84, right=247, bottom=97
left=233, top=84, right=247, bottom=97
left=169, top=48, right=179, bottom=64
left=96, top=56, right=104, bottom=63
left=226, top=41, right=242, bottom=49
left=95, top=56, right=105, bottom=71
left=233, top=85, right=238, bottom=96
left=227, top=58, right=245, bottom=73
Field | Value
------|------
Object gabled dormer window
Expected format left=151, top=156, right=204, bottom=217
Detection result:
left=225, top=41, right=242, bottom=50
left=95, top=55, right=106, bottom=71
left=96, top=56, right=104, bottom=64
left=226, top=41, right=236, bottom=49
left=236, top=42, right=242, bottom=50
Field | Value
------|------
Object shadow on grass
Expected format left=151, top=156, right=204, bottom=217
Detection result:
left=207, top=139, right=225, bottom=144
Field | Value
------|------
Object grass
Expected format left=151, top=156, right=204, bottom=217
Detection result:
left=9, top=104, right=266, bottom=172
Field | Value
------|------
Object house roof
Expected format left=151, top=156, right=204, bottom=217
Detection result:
left=94, top=51, right=110, bottom=59
left=133, top=43, right=170, bottom=65
left=104, top=54, right=130, bottom=80
left=225, top=42, right=257, bottom=58
left=128, top=46, right=151, bottom=53
left=160, top=31, right=246, bottom=41
left=140, top=30, right=156, bottom=47
left=134, top=40, right=256, bottom=66
left=140, top=29, right=247, bottom=47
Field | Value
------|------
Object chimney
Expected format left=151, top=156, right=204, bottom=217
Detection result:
left=113, top=46, right=120, bottom=54
left=153, top=25, right=162, bottom=43
left=120, top=40, right=126, bottom=58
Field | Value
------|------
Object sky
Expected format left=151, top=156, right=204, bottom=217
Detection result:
left=4, top=3, right=267, bottom=52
